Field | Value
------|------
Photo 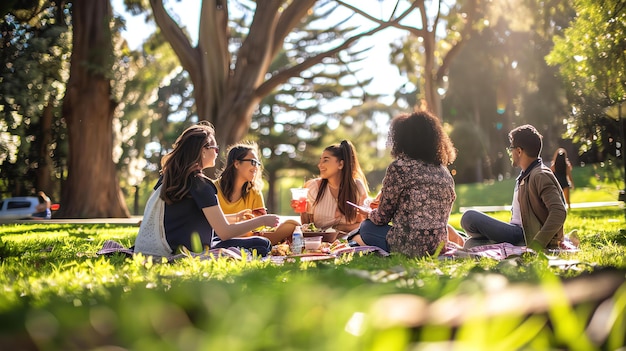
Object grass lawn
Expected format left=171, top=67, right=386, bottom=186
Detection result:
left=1, top=203, right=625, bottom=349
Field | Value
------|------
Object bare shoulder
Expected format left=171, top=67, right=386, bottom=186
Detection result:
left=355, top=178, right=367, bottom=195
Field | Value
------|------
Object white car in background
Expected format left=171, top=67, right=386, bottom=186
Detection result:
left=0, top=197, right=52, bottom=220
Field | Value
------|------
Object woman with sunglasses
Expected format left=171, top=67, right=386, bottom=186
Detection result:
left=214, top=142, right=267, bottom=223
left=133, top=122, right=279, bottom=257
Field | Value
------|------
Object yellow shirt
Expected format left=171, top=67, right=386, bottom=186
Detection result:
left=213, top=179, right=265, bottom=214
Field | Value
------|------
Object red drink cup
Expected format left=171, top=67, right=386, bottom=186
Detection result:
left=291, top=188, right=308, bottom=213
left=295, top=198, right=307, bottom=213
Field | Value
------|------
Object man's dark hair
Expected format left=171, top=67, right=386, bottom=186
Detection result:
left=509, top=124, right=542, bottom=157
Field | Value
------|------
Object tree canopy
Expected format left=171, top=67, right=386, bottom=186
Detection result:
left=0, top=1, right=70, bottom=199
left=546, top=0, right=625, bottom=180
left=3, top=0, right=626, bottom=216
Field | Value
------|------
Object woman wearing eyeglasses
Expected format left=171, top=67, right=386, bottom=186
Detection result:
left=133, top=122, right=279, bottom=257
left=214, top=142, right=267, bottom=223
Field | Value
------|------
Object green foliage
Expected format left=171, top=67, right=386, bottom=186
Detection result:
left=546, top=0, right=626, bottom=171
left=0, top=207, right=625, bottom=349
left=389, top=0, right=490, bottom=116
left=0, top=3, right=71, bottom=198
left=115, top=31, right=194, bottom=210
left=443, top=2, right=572, bottom=184
left=546, top=0, right=625, bottom=104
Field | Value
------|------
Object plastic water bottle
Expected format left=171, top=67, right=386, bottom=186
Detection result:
left=291, top=226, right=304, bottom=254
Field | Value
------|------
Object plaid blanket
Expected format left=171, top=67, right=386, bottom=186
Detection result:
left=268, top=245, right=390, bottom=264
left=97, top=240, right=390, bottom=263
left=96, top=240, right=245, bottom=262
left=439, top=242, right=528, bottom=260
left=439, top=241, right=579, bottom=260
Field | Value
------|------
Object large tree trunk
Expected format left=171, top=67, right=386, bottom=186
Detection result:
left=57, top=0, right=130, bottom=218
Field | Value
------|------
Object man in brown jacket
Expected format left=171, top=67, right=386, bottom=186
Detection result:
left=460, top=124, right=567, bottom=250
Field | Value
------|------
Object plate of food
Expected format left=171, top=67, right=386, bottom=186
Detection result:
left=253, top=219, right=301, bottom=245
left=301, top=223, right=340, bottom=242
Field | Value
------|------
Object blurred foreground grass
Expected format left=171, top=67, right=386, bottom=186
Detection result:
left=0, top=206, right=625, bottom=350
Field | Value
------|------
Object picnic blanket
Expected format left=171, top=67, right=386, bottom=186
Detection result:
left=97, top=240, right=246, bottom=262
left=439, top=241, right=579, bottom=260
left=268, top=245, right=390, bottom=264
left=96, top=240, right=390, bottom=263
left=439, top=242, right=528, bottom=260
left=97, top=240, right=576, bottom=263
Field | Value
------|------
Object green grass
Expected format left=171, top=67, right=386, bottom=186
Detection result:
left=0, top=205, right=625, bottom=349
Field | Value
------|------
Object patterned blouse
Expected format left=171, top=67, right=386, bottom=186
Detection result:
left=369, top=155, right=456, bottom=257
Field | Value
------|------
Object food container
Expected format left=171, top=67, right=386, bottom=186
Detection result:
left=304, top=236, right=322, bottom=251
left=303, top=230, right=339, bottom=243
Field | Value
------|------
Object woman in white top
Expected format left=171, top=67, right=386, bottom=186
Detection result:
left=291, top=140, right=369, bottom=233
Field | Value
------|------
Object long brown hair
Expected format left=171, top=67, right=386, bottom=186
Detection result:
left=216, top=142, right=263, bottom=201
left=552, top=148, right=569, bottom=175
left=314, top=140, right=368, bottom=222
left=160, top=122, right=215, bottom=204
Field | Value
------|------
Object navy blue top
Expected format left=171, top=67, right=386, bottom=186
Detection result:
left=157, top=174, right=219, bottom=251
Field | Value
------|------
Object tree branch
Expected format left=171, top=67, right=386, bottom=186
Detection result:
left=257, top=24, right=391, bottom=97
left=436, top=0, right=479, bottom=81
left=272, top=0, right=318, bottom=58
left=335, top=0, right=426, bottom=37
left=267, top=0, right=424, bottom=93
left=417, top=0, right=428, bottom=38
left=231, top=0, right=283, bottom=91
left=433, top=0, right=442, bottom=33
left=149, top=0, right=200, bottom=76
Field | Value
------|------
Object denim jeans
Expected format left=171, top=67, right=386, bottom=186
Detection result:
left=214, top=236, right=272, bottom=256
left=358, top=219, right=391, bottom=251
left=460, top=209, right=525, bottom=248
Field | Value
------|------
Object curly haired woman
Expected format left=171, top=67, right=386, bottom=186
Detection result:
left=351, top=111, right=457, bottom=257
